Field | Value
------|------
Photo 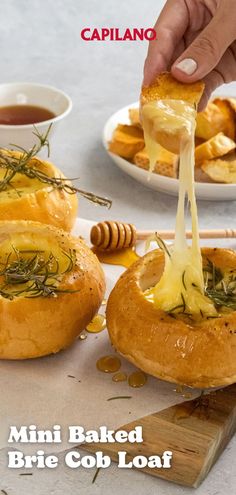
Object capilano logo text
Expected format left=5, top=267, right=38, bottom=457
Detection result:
left=80, top=27, right=156, bottom=41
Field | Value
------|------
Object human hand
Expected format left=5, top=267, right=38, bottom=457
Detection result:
left=143, top=0, right=236, bottom=109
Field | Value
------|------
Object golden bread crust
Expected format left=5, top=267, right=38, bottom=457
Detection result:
left=133, top=147, right=178, bottom=178
left=108, top=124, right=145, bottom=159
left=140, top=72, right=204, bottom=107
left=195, top=132, right=236, bottom=166
left=0, top=152, right=78, bottom=232
left=202, top=157, right=236, bottom=183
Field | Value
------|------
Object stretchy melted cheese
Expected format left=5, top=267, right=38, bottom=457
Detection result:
left=142, top=100, right=217, bottom=317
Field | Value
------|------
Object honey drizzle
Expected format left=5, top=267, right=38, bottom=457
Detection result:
left=174, top=385, right=184, bottom=394
left=128, top=370, right=147, bottom=388
left=86, top=314, right=106, bottom=333
left=92, top=247, right=139, bottom=268
left=112, top=372, right=127, bottom=382
left=96, top=355, right=121, bottom=373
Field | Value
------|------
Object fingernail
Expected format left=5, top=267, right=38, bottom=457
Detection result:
left=175, top=58, right=197, bottom=75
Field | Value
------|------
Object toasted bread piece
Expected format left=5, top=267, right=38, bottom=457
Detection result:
left=155, top=161, right=178, bottom=178
left=141, top=72, right=204, bottom=107
left=128, top=108, right=141, bottom=127
left=195, top=132, right=236, bottom=166
left=213, top=98, right=235, bottom=140
left=108, top=124, right=145, bottom=159
left=226, top=97, right=236, bottom=140
left=202, top=158, right=236, bottom=183
left=133, top=148, right=149, bottom=168
left=194, top=166, right=214, bottom=183
left=140, top=72, right=204, bottom=153
left=134, top=147, right=178, bottom=178
left=196, top=101, right=233, bottom=140
left=134, top=145, right=177, bottom=166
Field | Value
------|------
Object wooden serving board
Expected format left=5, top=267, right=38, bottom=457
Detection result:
left=86, top=384, right=236, bottom=488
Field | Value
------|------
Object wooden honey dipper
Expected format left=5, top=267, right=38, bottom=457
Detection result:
left=90, top=221, right=236, bottom=251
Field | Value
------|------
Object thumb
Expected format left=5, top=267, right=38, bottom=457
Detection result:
left=171, top=13, right=236, bottom=82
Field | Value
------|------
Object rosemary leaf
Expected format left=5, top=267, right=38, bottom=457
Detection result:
left=107, top=396, right=132, bottom=401
left=182, top=270, right=187, bottom=290
left=92, top=467, right=100, bottom=484
left=154, top=234, right=171, bottom=257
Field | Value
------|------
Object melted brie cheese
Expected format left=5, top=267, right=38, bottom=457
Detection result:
left=142, top=100, right=193, bottom=142
left=0, top=169, right=45, bottom=203
left=142, top=99, right=217, bottom=317
left=0, top=232, right=71, bottom=297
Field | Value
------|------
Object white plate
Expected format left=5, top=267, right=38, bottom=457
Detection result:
left=103, top=102, right=236, bottom=201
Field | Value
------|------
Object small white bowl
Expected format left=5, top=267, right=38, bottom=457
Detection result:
left=0, top=82, right=72, bottom=151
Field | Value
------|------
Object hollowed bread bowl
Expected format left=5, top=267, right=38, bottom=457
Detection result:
left=0, top=220, right=105, bottom=359
left=0, top=151, right=78, bottom=231
left=107, top=247, right=236, bottom=388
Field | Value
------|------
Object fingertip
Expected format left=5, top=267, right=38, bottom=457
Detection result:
left=143, top=67, right=159, bottom=87
left=143, top=52, right=168, bottom=86
left=142, top=72, right=153, bottom=87
left=171, top=66, right=191, bottom=83
left=143, top=59, right=154, bottom=86
left=171, top=63, right=200, bottom=84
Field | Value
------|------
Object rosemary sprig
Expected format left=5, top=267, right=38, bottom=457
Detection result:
left=204, top=259, right=223, bottom=290
left=154, top=233, right=171, bottom=257
left=0, top=248, right=79, bottom=300
left=0, top=126, right=112, bottom=208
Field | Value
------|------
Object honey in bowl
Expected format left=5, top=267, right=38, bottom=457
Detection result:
left=0, top=104, right=55, bottom=125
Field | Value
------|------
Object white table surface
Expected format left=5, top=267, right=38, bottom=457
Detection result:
left=1, top=0, right=236, bottom=494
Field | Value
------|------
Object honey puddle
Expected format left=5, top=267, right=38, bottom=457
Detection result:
left=92, top=247, right=139, bottom=268
left=174, top=385, right=184, bottom=394
left=183, top=392, right=193, bottom=399
left=174, top=402, right=197, bottom=420
left=86, top=314, right=106, bottom=333
left=128, top=371, right=147, bottom=388
left=112, top=372, right=127, bottom=382
left=96, top=355, right=121, bottom=373
left=174, top=385, right=193, bottom=399
left=174, top=393, right=210, bottom=421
